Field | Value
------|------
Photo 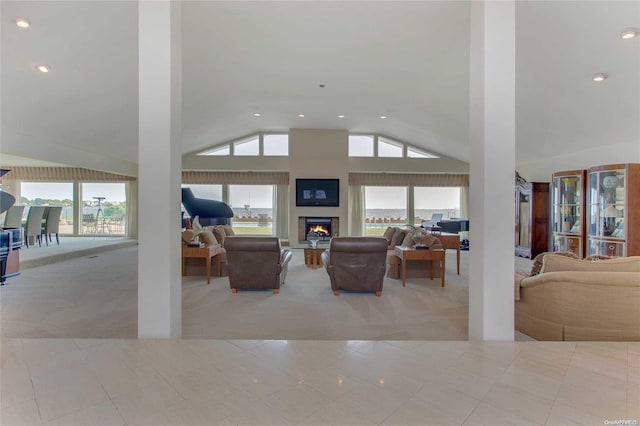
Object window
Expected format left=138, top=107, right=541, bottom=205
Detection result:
left=407, top=146, right=439, bottom=158
left=228, top=185, right=274, bottom=235
left=233, top=135, right=259, bottom=156
left=414, top=187, right=461, bottom=227
left=82, top=183, right=127, bottom=235
left=263, top=134, right=289, bottom=156
left=198, top=145, right=230, bottom=156
left=364, top=186, right=407, bottom=236
left=377, top=137, right=403, bottom=157
left=20, top=182, right=74, bottom=234
left=348, top=135, right=374, bottom=157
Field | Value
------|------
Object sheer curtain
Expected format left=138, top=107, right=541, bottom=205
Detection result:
left=275, top=184, right=289, bottom=240
left=459, top=186, right=469, bottom=240
left=348, top=185, right=365, bottom=236
left=126, top=181, right=138, bottom=238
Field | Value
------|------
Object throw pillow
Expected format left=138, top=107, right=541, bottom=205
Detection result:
left=382, top=227, right=398, bottom=244
left=199, top=230, right=218, bottom=247
left=529, top=251, right=577, bottom=276
left=389, top=229, right=408, bottom=247
left=191, top=215, right=203, bottom=233
left=420, top=234, right=443, bottom=249
left=181, top=229, right=196, bottom=244
left=541, top=254, right=640, bottom=274
left=584, top=254, right=615, bottom=261
left=401, top=230, right=416, bottom=247
left=222, top=225, right=235, bottom=236
left=211, top=226, right=226, bottom=246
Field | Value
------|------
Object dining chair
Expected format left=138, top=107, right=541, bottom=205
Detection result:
left=41, top=206, right=63, bottom=245
left=22, top=206, right=46, bottom=248
left=3, top=205, right=25, bottom=228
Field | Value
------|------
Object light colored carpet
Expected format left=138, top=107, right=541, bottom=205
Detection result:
left=1, top=247, right=472, bottom=340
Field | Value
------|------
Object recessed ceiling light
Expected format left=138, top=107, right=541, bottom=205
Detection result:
left=36, top=65, right=50, bottom=73
left=620, top=28, right=639, bottom=40
left=338, top=115, right=345, bottom=118
left=15, top=18, right=30, bottom=28
left=298, top=114, right=305, bottom=118
left=380, top=115, right=388, bottom=119
left=592, top=73, right=607, bottom=82
left=253, top=113, right=261, bottom=117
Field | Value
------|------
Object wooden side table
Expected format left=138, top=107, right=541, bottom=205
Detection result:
left=304, top=248, right=325, bottom=269
left=182, top=244, right=221, bottom=284
left=394, top=246, right=445, bottom=287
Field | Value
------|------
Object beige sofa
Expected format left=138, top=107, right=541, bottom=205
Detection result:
left=515, top=254, right=640, bottom=341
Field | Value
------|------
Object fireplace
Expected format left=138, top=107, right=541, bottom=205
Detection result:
left=298, top=217, right=339, bottom=242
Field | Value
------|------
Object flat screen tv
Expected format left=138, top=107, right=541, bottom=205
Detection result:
left=296, top=178, right=339, bottom=207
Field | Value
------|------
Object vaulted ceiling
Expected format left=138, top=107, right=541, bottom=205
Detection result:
left=1, top=1, right=638, bottom=175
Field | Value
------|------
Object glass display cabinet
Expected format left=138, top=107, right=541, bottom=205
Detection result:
left=551, top=170, right=586, bottom=257
left=515, top=181, right=549, bottom=258
left=586, top=164, right=640, bottom=257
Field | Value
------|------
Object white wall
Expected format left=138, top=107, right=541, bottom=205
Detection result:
left=517, top=140, right=640, bottom=182
left=288, top=129, right=349, bottom=247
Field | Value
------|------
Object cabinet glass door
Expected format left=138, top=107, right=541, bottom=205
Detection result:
left=589, top=169, right=625, bottom=239
left=517, top=191, right=530, bottom=248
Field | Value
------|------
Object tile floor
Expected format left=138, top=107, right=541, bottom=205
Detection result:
left=1, top=339, right=637, bottom=425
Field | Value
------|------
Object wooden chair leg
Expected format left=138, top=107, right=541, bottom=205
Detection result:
left=231, top=288, right=237, bottom=294
left=333, top=291, right=339, bottom=296
left=375, top=291, right=382, bottom=297
left=272, top=289, right=279, bottom=294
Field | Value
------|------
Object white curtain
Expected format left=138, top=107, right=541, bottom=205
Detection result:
left=126, top=181, right=138, bottom=238
left=348, top=185, right=365, bottom=236
left=459, top=186, right=469, bottom=218
left=459, top=186, right=469, bottom=240
left=275, top=184, right=289, bottom=239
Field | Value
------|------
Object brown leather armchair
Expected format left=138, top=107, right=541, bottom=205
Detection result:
left=224, top=237, right=293, bottom=294
left=321, top=237, right=388, bottom=296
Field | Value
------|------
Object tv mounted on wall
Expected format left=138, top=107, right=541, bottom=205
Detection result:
left=296, top=178, right=339, bottom=207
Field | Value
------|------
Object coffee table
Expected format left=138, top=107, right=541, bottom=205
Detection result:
left=394, top=246, right=445, bottom=287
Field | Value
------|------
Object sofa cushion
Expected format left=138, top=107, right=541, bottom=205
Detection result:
left=529, top=251, right=578, bottom=276
left=541, top=254, right=640, bottom=274
left=389, top=229, right=408, bottom=247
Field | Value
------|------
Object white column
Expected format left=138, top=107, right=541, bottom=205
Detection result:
left=138, top=0, right=182, bottom=338
left=468, top=1, right=515, bottom=341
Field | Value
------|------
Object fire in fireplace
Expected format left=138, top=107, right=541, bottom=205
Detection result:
left=305, top=218, right=333, bottom=241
